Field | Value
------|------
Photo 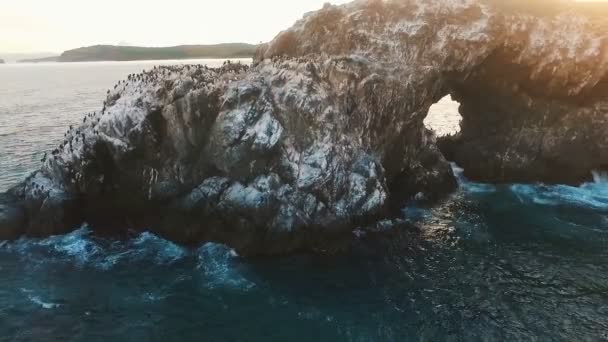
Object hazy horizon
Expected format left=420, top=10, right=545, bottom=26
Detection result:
left=1, top=0, right=352, bottom=55
left=1, top=0, right=607, bottom=56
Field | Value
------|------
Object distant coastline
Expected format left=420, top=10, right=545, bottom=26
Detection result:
left=18, top=43, right=258, bottom=63
left=18, top=56, right=58, bottom=63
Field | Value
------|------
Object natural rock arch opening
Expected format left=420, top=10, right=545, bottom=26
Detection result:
left=424, top=95, right=462, bottom=138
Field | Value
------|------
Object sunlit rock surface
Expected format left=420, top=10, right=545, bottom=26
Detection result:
left=259, top=0, right=607, bottom=184
left=1, top=0, right=606, bottom=254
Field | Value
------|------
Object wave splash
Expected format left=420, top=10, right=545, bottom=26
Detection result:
left=0, top=227, right=188, bottom=270
left=0, top=227, right=254, bottom=291
left=20, top=288, right=62, bottom=310
left=197, top=243, right=255, bottom=290
left=452, top=163, right=608, bottom=211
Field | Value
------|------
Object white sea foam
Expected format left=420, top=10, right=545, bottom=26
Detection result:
left=130, top=232, right=187, bottom=265
left=592, top=170, right=608, bottom=184
left=197, top=243, right=255, bottom=290
left=450, top=163, right=608, bottom=210
left=37, top=226, right=103, bottom=266
left=0, top=226, right=188, bottom=270
left=509, top=183, right=608, bottom=210
left=451, top=163, right=496, bottom=193
left=28, top=295, right=62, bottom=309
left=1, top=226, right=255, bottom=292
left=20, top=289, right=62, bottom=310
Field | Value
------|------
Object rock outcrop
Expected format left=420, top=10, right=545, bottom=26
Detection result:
left=438, top=2, right=608, bottom=184
left=1, top=0, right=607, bottom=254
left=0, top=58, right=454, bottom=254
left=258, top=0, right=608, bottom=185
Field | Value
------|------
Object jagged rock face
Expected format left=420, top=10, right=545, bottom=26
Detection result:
left=0, top=59, right=453, bottom=254
left=1, top=64, right=243, bottom=237
left=2, top=0, right=606, bottom=253
left=441, top=4, right=608, bottom=184
left=259, top=0, right=608, bottom=184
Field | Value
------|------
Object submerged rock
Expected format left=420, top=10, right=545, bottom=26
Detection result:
left=1, top=0, right=606, bottom=254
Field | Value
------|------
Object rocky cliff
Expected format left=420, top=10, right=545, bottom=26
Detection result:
left=1, top=0, right=606, bottom=254
left=258, top=0, right=608, bottom=184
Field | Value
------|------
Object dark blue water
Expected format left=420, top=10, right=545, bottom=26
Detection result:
left=2, top=166, right=608, bottom=341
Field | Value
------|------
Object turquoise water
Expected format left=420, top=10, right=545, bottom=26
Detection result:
left=1, top=61, right=608, bottom=341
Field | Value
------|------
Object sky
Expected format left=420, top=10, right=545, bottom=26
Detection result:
left=1, top=0, right=605, bottom=54
left=0, top=0, right=352, bottom=54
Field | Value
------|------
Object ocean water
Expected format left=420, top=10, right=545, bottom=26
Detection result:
left=1, top=61, right=608, bottom=341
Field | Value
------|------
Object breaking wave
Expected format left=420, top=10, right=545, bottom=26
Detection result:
left=0, top=226, right=253, bottom=291
left=0, top=227, right=187, bottom=270
left=452, top=163, right=608, bottom=211
left=197, top=243, right=255, bottom=290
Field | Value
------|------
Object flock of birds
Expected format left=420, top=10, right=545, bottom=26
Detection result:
left=30, top=182, right=47, bottom=197
left=32, top=61, right=249, bottom=197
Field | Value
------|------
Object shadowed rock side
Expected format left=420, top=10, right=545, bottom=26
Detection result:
left=258, top=0, right=608, bottom=184
left=1, top=0, right=607, bottom=254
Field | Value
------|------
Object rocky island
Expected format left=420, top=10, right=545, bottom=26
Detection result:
left=0, top=59, right=5, bottom=64
left=1, top=0, right=606, bottom=255
left=19, top=44, right=257, bottom=63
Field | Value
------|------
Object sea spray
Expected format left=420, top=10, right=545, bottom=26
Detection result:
left=197, top=243, right=255, bottom=290
left=592, top=170, right=608, bottom=184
